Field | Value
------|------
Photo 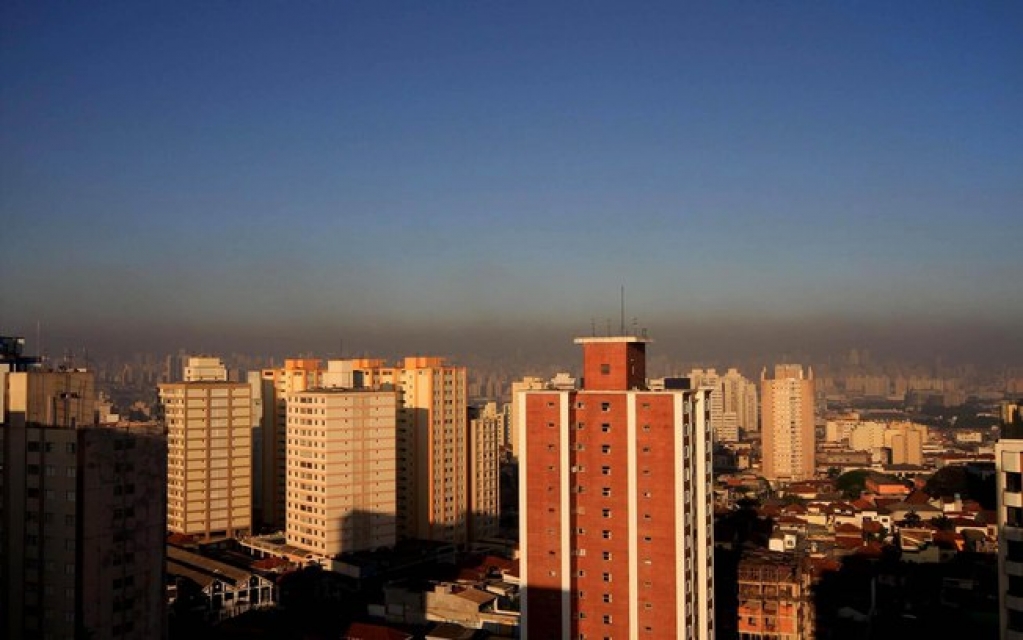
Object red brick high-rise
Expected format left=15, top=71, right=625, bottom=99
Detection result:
left=517, top=336, right=715, bottom=640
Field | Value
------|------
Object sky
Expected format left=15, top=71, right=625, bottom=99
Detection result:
left=2, top=1, right=1021, bottom=365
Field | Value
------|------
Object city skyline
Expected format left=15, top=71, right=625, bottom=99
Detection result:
left=3, top=2, right=1021, bottom=365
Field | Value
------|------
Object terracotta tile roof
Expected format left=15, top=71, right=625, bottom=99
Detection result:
left=904, top=489, right=933, bottom=505
left=344, top=622, right=413, bottom=640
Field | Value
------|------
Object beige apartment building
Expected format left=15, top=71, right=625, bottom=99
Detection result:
left=722, top=367, right=759, bottom=436
left=349, top=357, right=471, bottom=545
left=468, top=402, right=503, bottom=541
left=255, top=358, right=323, bottom=529
left=160, top=356, right=252, bottom=540
left=761, top=365, right=816, bottom=483
left=1, top=339, right=166, bottom=640
left=285, top=387, right=398, bottom=556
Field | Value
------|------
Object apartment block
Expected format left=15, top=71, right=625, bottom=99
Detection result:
left=349, top=357, right=470, bottom=545
left=997, top=406, right=1023, bottom=639
left=160, top=357, right=252, bottom=540
left=722, top=367, right=759, bottom=437
left=761, top=365, right=815, bottom=483
left=255, top=358, right=324, bottom=530
left=1, top=339, right=166, bottom=640
left=737, top=550, right=814, bottom=639
left=285, top=388, right=398, bottom=556
left=469, top=402, right=503, bottom=541
left=518, top=336, right=714, bottom=640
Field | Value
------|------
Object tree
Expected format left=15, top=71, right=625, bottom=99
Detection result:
left=835, top=469, right=871, bottom=499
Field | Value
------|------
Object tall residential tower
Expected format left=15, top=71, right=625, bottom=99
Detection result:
left=518, top=336, right=714, bottom=640
left=160, top=356, right=252, bottom=540
left=761, top=364, right=815, bottom=483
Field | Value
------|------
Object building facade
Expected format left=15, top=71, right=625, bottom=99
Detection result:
left=350, top=357, right=470, bottom=545
left=761, top=365, right=815, bottom=483
left=1, top=340, right=166, bottom=640
left=737, top=550, right=814, bottom=639
left=285, top=387, right=398, bottom=556
left=255, top=358, right=324, bottom=530
left=160, top=357, right=252, bottom=540
left=997, top=405, right=1023, bottom=640
left=468, top=402, right=503, bottom=542
left=690, top=369, right=731, bottom=442
left=518, top=336, right=714, bottom=640
left=722, top=367, right=759, bottom=437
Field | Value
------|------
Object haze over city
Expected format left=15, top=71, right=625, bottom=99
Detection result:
left=3, top=2, right=1021, bottom=365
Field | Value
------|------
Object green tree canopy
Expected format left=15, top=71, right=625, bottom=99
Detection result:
left=835, top=469, right=872, bottom=499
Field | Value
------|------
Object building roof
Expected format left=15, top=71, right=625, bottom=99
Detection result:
left=452, top=587, right=496, bottom=606
left=426, top=622, right=476, bottom=640
left=344, top=622, right=414, bottom=640
left=166, top=545, right=251, bottom=587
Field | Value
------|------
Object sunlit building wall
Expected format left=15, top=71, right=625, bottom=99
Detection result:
left=285, top=388, right=398, bottom=556
left=160, top=357, right=251, bottom=540
left=761, top=365, right=815, bottom=483
left=519, top=336, right=714, bottom=640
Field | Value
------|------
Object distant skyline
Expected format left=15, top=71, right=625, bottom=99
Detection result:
left=3, top=2, right=1021, bottom=365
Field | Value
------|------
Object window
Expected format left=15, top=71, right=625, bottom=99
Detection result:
left=602, top=530, right=612, bottom=539
left=603, top=551, right=612, bottom=561
left=600, top=364, right=611, bottom=375
left=603, top=614, right=612, bottom=624
left=603, top=593, right=612, bottom=603
left=601, top=445, right=611, bottom=454
left=602, top=509, right=611, bottom=518
left=601, top=423, right=611, bottom=432
left=601, top=403, right=610, bottom=412
left=1009, top=472, right=1023, bottom=493
left=1010, top=507, right=1023, bottom=528
left=602, top=573, right=612, bottom=583
left=602, top=487, right=611, bottom=497
left=601, top=466, right=611, bottom=476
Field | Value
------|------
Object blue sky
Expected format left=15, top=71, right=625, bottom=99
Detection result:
left=2, top=2, right=1021, bottom=361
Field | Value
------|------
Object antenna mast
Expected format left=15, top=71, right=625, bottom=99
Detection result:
left=620, top=286, right=625, bottom=335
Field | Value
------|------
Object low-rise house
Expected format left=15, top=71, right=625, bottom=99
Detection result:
left=737, top=550, right=815, bottom=639
left=166, top=545, right=276, bottom=622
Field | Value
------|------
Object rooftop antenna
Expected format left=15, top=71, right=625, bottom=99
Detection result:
left=620, top=286, right=625, bottom=336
